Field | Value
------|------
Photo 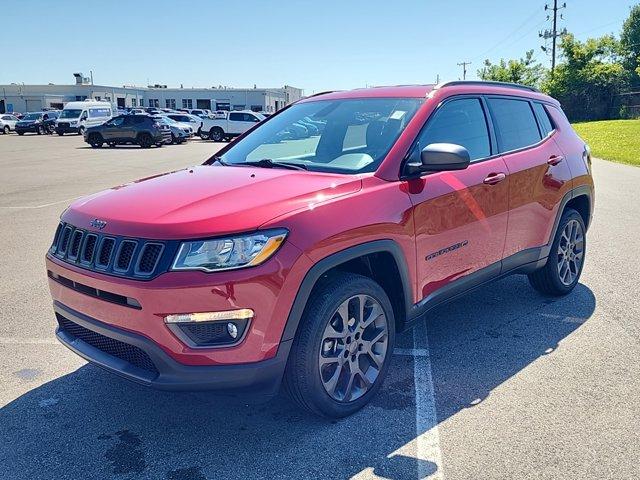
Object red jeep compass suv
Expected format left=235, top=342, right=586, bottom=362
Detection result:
left=46, top=81, right=594, bottom=418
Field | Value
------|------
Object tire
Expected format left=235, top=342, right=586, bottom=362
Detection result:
left=283, top=272, right=396, bottom=418
left=528, top=208, right=586, bottom=296
left=88, top=133, right=103, bottom=148
left=171, top=133, right=177, bottom=145
left=209, top=127, right=224, bottom=142
left=78, top=126, right=85, bottom=136
left=57, top=131, right=64, bottom=136
left=3, top=125, right=9, bottom=135
left=108, top=142, right=116, bottom=148
left=17, top=132, right=24, bottom=136
left=137, top=133, right=153, bottom=148
left=36, top=125, right=44, bottom=135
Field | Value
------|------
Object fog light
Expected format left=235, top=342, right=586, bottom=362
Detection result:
left=164, top=308, right=254, bottom=324
left=227, top=322, right=238, bottom=339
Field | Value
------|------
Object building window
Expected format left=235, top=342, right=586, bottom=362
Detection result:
left=233, top=104, right=246, bottom=111
left=166, top=99, right=176, bottom=109
left=139, top=99, right=144, bottom=106
left=131, top=98, right=137, bottom=107
left=75, top=96, right=87, bottom=101
left=216, top=102, right=230, bottom=111
left=148, top=99, right=159, bottom=108
left=182, top=99, right=193, bottom=109
left=250, top=105, right=263, bottom=112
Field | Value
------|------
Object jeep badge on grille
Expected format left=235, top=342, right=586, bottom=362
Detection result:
left=89, top=218, right=107, bottom=230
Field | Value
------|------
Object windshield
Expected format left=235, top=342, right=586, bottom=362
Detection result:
left=217, top=98, right=423, bottom=174
left=59, top=109, right=82, bottom=119
left=23, top=113, right=42, bottom=121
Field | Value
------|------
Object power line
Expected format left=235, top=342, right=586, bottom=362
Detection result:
left=472, top=6, right=543, bottom=62
left=457, top=61, right=471, bottom=80
left=540, top=0, right=568, bottom=73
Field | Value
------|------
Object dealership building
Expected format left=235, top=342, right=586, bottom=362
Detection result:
left=0, top=73, right=303, bottom=114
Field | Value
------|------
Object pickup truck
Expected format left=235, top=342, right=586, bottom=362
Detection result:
left=199, top=110, right=265, bottom=141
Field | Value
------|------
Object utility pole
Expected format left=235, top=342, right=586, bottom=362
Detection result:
left=457, top=61, right=471, bottom=80
left=540, top=1, right=567, bottom=74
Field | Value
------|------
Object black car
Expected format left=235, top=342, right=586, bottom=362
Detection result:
left=84, top=114, right=171, bottom=148
left=15, top=111, right=60, bottom=135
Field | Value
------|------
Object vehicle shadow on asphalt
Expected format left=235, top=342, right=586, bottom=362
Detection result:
left=0, top=275, right=595, bottom=480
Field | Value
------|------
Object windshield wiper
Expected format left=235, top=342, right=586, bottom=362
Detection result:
left=242, top=158, right=308, bottom=171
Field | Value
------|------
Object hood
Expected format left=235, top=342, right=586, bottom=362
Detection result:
left=62, top=165, right=362, bottom=239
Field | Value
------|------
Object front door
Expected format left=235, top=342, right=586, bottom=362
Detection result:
left=407, top=97, right=509, bottom=300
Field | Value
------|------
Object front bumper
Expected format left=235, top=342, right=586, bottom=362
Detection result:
left=56, top=124, right=79, bottom=134
left=55, top=301, right=291, bottom=393
left=15, top=124, right=38, bottom=133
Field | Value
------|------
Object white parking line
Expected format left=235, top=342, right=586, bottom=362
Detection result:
left=0, top=196, right=80, bottom=209
left=0, top=337, right=59, bottom=345
left=412, top=322, right=445, bottom=479
left=387, top=323, right=445, bottom=479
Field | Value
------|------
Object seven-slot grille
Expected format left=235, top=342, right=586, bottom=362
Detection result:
left=50, top=222, right=166, bottom=280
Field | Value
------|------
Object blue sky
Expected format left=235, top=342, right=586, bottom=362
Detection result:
left=1, top=0, right=635, bottom=94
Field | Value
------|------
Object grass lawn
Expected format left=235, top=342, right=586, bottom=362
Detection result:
left=572, top=119, right=640, bottom=167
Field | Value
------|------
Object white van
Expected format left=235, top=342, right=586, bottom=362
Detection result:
left=55, top=101, right=113, bottom=135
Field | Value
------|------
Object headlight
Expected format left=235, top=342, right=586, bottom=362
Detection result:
left=171, top=229, right=288, bottom=272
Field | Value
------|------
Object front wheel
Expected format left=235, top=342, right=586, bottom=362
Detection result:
left=528, top=208, right=586, bottom=296
left=36, top=125, right=44, bottom=135
left=283, top=272, right=395, bottom=418
left=88, top=133, right=103, bottom=148
left=78, top=126, right=85, bottom=136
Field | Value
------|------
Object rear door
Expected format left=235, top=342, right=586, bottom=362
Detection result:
left=487, top=97, right=573, bottom=261
left=408, top=96, right=510, bottom=300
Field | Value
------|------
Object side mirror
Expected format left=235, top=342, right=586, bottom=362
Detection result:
left=405, top=143, right=470, bottom=177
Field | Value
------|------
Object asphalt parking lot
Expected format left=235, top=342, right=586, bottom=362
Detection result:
left=0, top=133, right=638, bottom=480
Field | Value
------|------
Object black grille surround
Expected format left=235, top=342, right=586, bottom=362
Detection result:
left=56, top=313, right=158, bottom=376
left=49, top=222, right=177, bottom=281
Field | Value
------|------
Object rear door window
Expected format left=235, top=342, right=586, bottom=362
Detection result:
left=229, top=112, right=243, bottom=122
left=488, top=98, right=541, bottom=152
left=417, top=98, right=491, bottom=161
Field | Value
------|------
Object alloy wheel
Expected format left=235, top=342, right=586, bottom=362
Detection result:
left=318, top=294, right=389, bottom=402
left=557, top=219, right=584, bottom=286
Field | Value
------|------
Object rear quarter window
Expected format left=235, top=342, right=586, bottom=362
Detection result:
left=532, top=102, right=554, bottom=136
left=488, top=98, right=541, bottom=152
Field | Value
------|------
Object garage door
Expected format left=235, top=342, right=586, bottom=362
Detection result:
left=25, top=99, right=43, bottom=112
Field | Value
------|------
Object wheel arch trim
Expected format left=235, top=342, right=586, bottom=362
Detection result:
left=279, top=239, right=413, bottom=343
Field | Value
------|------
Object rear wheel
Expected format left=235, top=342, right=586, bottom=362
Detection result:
left=88, top=133, right=103, bottom=148
left=528, top=208, right=585, bottom=296
left=78, top=126, right=85, bottom=136
left=171, top=133, right=177, bottom=145
left=108, top=142, right=116, bottom=148
left=209, top=127, right=224, bottom=142
left=138, top=133, right=153, bottom=148
left=3, top=125, right=9, bottom=134
left=36, top=125, right=44, bottom=135
left=283, top=272, right=395, bottom=418
left=17, top=131, right=24, bottom=135
left=57, top=131, right=64, bottom=136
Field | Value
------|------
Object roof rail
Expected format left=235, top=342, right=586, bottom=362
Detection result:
left=306, top=90, right=337, bottom=98
left=435, top=80, right=540, bottom=93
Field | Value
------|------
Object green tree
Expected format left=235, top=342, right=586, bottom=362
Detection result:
left=478, top=50, right=546, bottom=88
left=542, top=34, right=628, bottom=121
left=620, top=4, right=640, bottom=85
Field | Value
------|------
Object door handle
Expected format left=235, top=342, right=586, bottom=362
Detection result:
left=547, top=155, right=564, bottom=166
left=483, top=172, right=506, bottom=185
